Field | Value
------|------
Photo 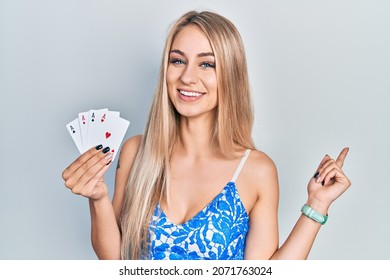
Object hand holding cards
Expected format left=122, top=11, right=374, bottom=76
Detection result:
left=66, top=108, right=130, bottom=161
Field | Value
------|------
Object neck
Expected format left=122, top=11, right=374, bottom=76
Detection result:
left=176, top=114, right=220, bottom=159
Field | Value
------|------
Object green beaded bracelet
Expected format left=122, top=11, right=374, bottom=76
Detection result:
left=301, top=204, right=328, bottom=225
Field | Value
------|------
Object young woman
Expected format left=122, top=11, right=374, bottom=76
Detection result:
left=62, top=11, right=351, bottom=260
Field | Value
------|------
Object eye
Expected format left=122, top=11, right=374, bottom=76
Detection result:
left=170, top=58, right=186, bottom=65
left=200, top=62, right=215, bottom=68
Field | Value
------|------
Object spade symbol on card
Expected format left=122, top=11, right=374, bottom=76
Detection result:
left=105, top=132, right=111, bottom=139
left=70, top=125, right=76, bottom=133
left=91, top=112, right=95, bottom=122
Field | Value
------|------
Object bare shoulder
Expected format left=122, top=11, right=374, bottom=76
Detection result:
left=244, top=149, right=278, bottom=183
left=239, top=149, right=278, bottom=196
left=119, top=134, right=143, bottom=165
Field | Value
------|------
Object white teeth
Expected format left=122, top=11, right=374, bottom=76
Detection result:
left=179, top=90, right=203, bottom=97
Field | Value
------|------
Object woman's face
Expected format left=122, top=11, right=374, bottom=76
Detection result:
left=167, top=25, right=218, bottom=120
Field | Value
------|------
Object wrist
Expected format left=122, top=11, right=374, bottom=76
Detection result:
left=305, top=197, right=330, bottom=216
left=89, top=193, right=111, bottom=205
left=301, top=204, right=328, bottom=225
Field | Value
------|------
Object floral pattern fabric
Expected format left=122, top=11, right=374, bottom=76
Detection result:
left=147, top=182, right=249, bottom=260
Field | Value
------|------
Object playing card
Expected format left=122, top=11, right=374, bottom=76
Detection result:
left=85, top=110, right=120, bottom=151
left=85, top=114, right=130, bottom=161
left=99, top=110, right=119, bottom=123
left=78, top=111, right=89, bottom=152
left=66, top=118, right=83, bottom=153
left=87, top=108, right=109, bottom=139
left=67, top=108, right=130, bottom=161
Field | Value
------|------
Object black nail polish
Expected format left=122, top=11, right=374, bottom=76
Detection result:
left=95, top=144, right=103, bottom=150
left=313, top=171, right=319, bottom=179
left=321, top=180, right=325, bottom=186
left=106, top=160, right=112, bottom=166
left=102, top=147, right=110, bottom=154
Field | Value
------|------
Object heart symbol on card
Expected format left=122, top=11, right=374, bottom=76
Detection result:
left=105, top=132, right=111, bottom=139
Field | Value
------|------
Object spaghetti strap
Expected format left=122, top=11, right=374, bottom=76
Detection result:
left=231, top=149, right=251, bottom=183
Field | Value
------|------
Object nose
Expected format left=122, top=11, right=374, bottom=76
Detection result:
left=180, top=63, right=198, bottom=84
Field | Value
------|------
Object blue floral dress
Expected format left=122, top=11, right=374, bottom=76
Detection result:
left=147, top=149, right=251, bottom=260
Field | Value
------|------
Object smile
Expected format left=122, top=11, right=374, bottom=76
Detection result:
left=179, top=90, right=204, bottom=97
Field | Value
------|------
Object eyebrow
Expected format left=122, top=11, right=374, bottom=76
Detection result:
left=170, top=49, right=214, bottom=58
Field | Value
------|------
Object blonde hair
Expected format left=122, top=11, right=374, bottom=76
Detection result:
left=120, top=10, right=255, bottom=259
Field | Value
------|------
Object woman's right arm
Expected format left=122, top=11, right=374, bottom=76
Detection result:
left=62, top=135, right=142, bottom=259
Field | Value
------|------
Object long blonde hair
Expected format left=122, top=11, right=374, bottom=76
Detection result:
left=120, top=10, right=255, bottom=259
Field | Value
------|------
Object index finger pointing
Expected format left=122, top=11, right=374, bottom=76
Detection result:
left=336, top=147, right=349, bottom=168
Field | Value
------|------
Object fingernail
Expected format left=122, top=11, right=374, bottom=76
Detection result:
left=321, top=180, right=325, bottom=186
left=95, top=144, right=103, bottom=150
left=105, top=153, right=113, bottom=160
left=102, top=147, right=110, bottom=154
left=106, top=160, right=112, bottom=166
left=313, top=171, right=319, bottom=179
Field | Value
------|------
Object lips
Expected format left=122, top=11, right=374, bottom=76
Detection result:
left=179, top=89, right=204, bottom=97
left=177, top=89, right=205, bottom=102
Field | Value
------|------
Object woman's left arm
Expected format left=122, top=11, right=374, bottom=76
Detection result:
left=244, top=148, right=351, bottom=259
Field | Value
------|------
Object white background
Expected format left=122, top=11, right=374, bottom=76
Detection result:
left=0, top=0, right=389, bottom=259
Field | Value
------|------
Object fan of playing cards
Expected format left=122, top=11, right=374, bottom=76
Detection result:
left=66, top=108, right=130, bottom=161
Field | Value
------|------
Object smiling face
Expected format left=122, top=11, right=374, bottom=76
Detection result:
left=166, top=25, right=218, bottom=120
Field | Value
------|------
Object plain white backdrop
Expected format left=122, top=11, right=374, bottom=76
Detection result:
left=0, top=0, right=389, bottom=259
